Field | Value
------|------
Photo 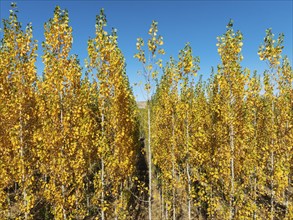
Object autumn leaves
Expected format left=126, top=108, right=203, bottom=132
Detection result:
left=0, top=3, right=292, bottom=220
left=135, top=19, right=292, bottom=219
left=0, top=5, right=139, bottom=219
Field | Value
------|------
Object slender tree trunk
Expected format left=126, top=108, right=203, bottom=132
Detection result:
left=44, top=174, right=49, bottom=218
left=229, top=122, right=235, bottom=220
left=187, top=163, right=191, bottom=220
left=120, top=183, right=123, bottom=215
left=253, top=169, right=257, bottom=220
left=270, top=101, right=275, bottom=220
left=98, top=96, right=105, bottom=220
left=59, top=92, right=67, bottom=220
left=20, top=107, right=28, bottom=220
left=86, top=195, right=90, bottom=215
left=165, top=201, right=168, bottom=219
left=114, top=205, right=118, bottom=220
left=285, top=176, right=290, bottom=218
left=75, top=189, right=79, bottom=216
left=86, top=176, right=90, bottom=215
left=186, top=110, right=191, bottom=220
left=61, top=185, right=66, bottom=220
left=101, top=157, right=105, bottom=220
left=19, top=92, right=30, bottom=220
left=270, top=149, right=274, bottom=220
left=161, top=188, right=164, bottom=220
left=284, top=121, right=289, bottom=218
left=172, top=113, right=176, bottom=220
left=210, top=188, right=214, bottom=220
left=115, top=183, right=123, bottom=220
left=101, top=118, right=105, bottom=220
left=147, top=98, right=152, bottom=220
left=253, top=110, right=257, bottom=220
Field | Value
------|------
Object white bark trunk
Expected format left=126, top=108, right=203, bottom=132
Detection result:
left=20, top=107, right=28, bottom=220
left=60, top=92, right=67, bottom=220
left=270, top=101, right=275, bottom=220
left=101, top=108, right=105, bottom=220
left=147, top=100, right=152, bottom=220
left=253, top=172, right=257, bottom=220
left=187, top=163, right=191, bottom=220
left=61, top=185, right=66, bottom=220
left=165, top=202, right=168, bottom=219
left=253, top=110, right=257, bottom=220
left=186, top=110, right=191, bottom=220
left=229, top=123, right=235, bottom=220
left=86, top=179, right=90, bottom=215
left=270, top=149, right=274, bottom=220
left=284, top=120, right=289, bottom=218
left=101, top=158, right=105, bottom=220
left=172, top=113, right=176, bottom=220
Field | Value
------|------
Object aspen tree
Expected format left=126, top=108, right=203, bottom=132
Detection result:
left=112, top=53, right=138, bottom=219
left=273, top=58, right=293, bottom=219
left=188, top=77, right=211, bottom=218
left=244, top=71, right=264, bottom=218
left=63, top=56, right=93, bottom=219
left=177, top=43, right=200, bottom=219
left=87, top=9, right=110, bottom=219
left=216, top=20, right=246, bottom=219
left=151, top=57, right=180, bottom=219
left=258, top=29, right=286, bottom=219
left=205, top=69, right=228, bottom=218
left=81, top=73, right=100, bottom=216
left=87, top=9, right=117, bottom=218
left=2, top=4, right=293, bottom=218
left=0, top=3, right=37, bottom=219
left=87, top=9, right=139, bottom=219
left=262, top=71, right=278, bottom=219
left=35, top=6, right=87, bottom=219
left=204, top=70, right=218, bottom=218
left=105, top=39, right=139, bottom=219
left=134, top=20, right=165, bottom=220
left=248, top=74, right=275, bottom=218
left=170, top=60, right=180, bottom=220
left=276, top=57, right=293, bottom=219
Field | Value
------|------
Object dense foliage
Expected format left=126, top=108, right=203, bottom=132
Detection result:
left=0, top=4, right=292, bottom=220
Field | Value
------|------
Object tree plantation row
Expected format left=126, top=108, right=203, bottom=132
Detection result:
left=0, top=4, right=292, bottom=220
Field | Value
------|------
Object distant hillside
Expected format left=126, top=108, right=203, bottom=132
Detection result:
left=137, top=101, right=147, bottom=109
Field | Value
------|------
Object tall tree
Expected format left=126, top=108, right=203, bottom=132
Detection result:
left=177, top=43, right=200, bottom=219
left=0, top=3, right=38, bottom=219
left=216, top=20, right=246, bottom=219
left=134, top=20, right=165, bottom=220
left=152, top=57, right=180, bottom=219
left=35, top=6, right=91, bottom=219
left=258, top=28, right=292, bottom=219
left=276, top=57, right=293, bottom=219
left=87, top=9, right=139, bottom=219
left=244, top=71, right=263, bottom=218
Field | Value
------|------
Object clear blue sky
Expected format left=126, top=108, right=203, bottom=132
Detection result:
left=1, top=0, right=292, bottom=101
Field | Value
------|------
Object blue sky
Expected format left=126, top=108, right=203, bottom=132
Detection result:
left=1, top=0, right=292, bottom=101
